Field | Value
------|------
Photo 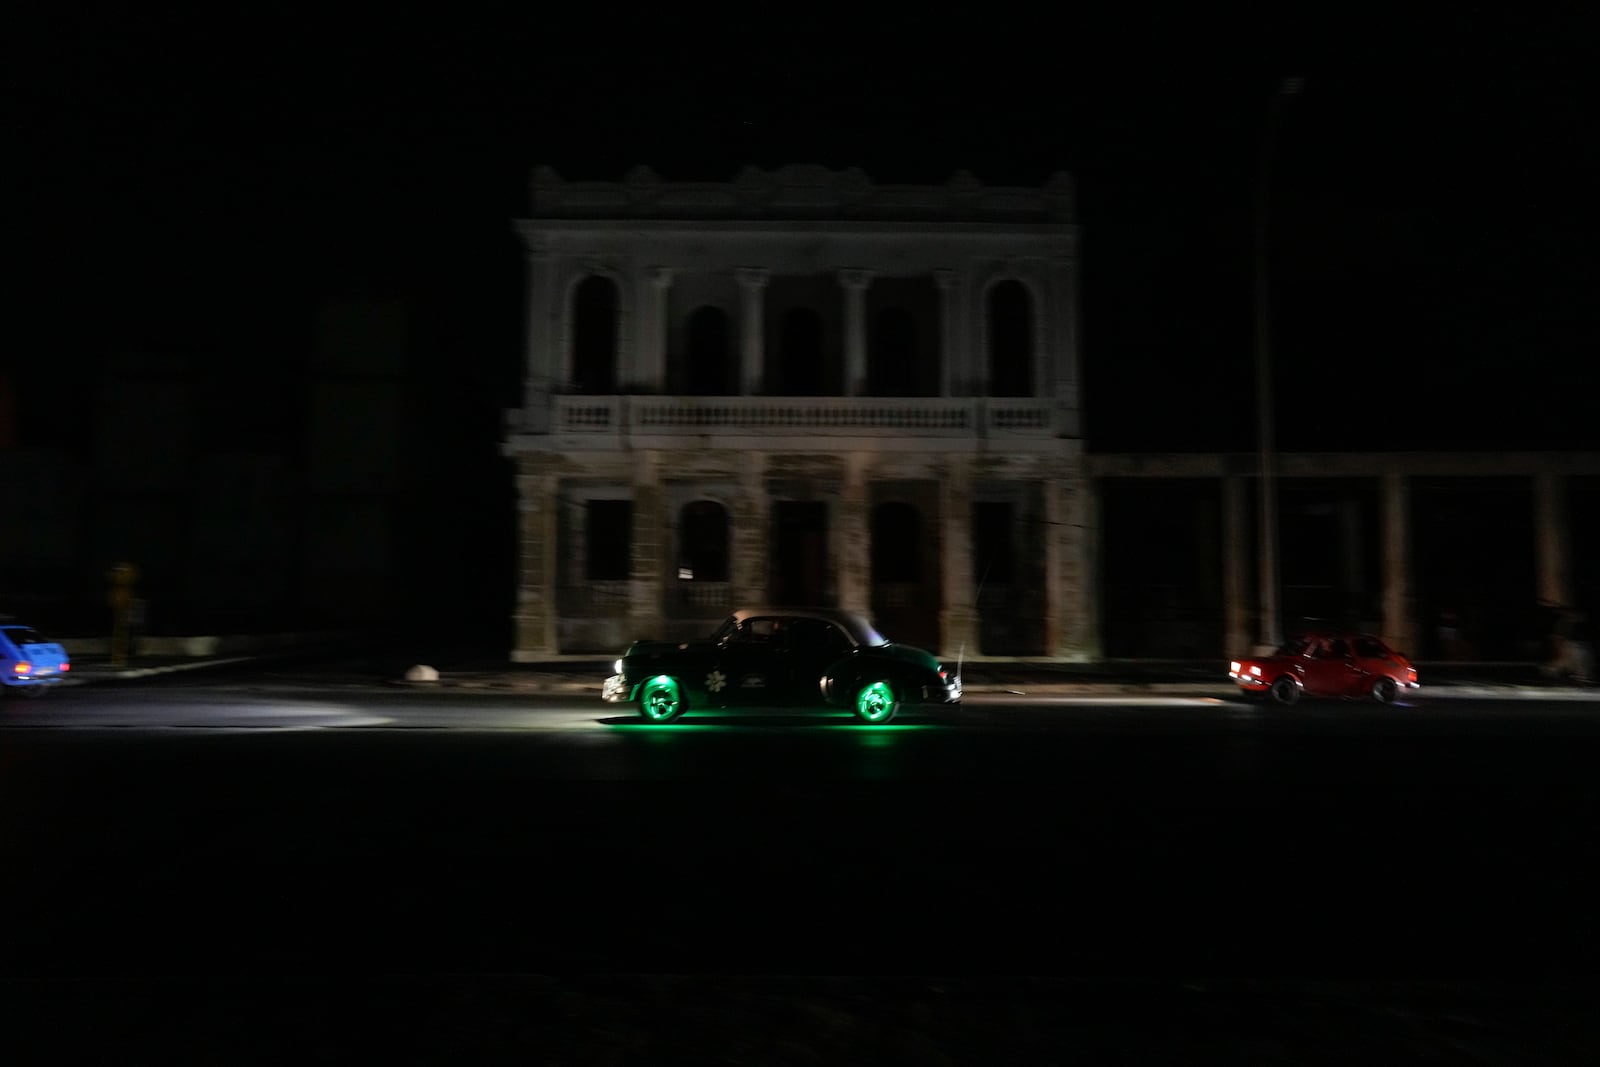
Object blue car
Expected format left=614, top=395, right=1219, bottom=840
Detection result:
left=1, top=619, right=71, bottom=697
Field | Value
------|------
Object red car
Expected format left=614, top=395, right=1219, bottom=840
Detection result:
left=1229, top=632, right=1419, bottom=704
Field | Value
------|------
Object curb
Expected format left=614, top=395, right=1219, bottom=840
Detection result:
left=52, top=659, right=1599, bottom=700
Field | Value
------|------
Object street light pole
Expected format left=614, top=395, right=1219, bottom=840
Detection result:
left=1254, top=76, right=1304, bottom=652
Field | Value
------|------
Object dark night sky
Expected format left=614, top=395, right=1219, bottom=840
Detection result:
left=12, top=6, right=1600, bottom=454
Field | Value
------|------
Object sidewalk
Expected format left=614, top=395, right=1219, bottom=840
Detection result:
left=50, top=641, right=1599, bottom=700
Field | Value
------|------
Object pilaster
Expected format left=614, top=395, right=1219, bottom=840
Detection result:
left=1381, top=471, right=1415, bottom=654
left=731, top=452, right=770, bottom=605
left=940, top=458, right=977, bottom=659
left=1059, top=472, right=1101, bottom=660
left=630, top=452, right=666, bottom=636
left=838, top=269, right=872, bottom=396
left=736, top=268, right=768, bottom=396
left=836, top=453, right=870, bottom=614
left=934, top=269, right=957, bottom=397
left=511, top=465, right=560, bottom=660
left=1222, top=474, right=1250, bottom=655
left=643, top=266, right=674, bottom=391
left=1534, top=472, right=1571, bottom=607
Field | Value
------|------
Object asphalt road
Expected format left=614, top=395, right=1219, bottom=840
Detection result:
left=4, top=684, right=1599, bottom=1062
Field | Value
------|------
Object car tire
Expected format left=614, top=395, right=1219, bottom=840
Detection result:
left=853, top=680, right=899, bottom=724
left=1370, top=676, right=1398, bottom=704
left=1268, top=676, right=1301, bottom=705
left=638, top=676, right=687, bottom=723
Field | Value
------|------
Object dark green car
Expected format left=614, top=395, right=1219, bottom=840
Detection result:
left=602, top=606, right=961, bottom=723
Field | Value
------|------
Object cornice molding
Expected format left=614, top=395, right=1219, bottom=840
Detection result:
left=527, top=165, right=1076, bottom=224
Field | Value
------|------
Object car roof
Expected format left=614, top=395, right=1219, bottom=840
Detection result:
left=1291, top=630, right=1386, bottom=641
left=728, top=606, right=885, bottom=643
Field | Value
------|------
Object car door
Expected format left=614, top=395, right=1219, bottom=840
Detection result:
left=713, top=616, right=786, bottom=705
left=779, top=617, right=855, bottom=705
left=1301, top=636, right=1367, bottom=697
left=1297, top=636, right=1351, bottom=697
left=1349, top=635, right=1402, bottom=690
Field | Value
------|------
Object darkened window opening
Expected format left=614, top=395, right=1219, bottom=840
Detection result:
left=587, top=499, right=632, bottom=579
left=778, top=308, right=824, bottom=396
left=685, top=306, right=732, bottom=395
left=572, top=276, right=618, bottom=394
left=678, top=500, right=729, bottom=580
left=987, top=280, right=1033, bottom=397
left=869, top=307, right=918, bottom=397
left=871, top=502, right=921, bottom=582
left=973, top=502, right=1015, bottom=584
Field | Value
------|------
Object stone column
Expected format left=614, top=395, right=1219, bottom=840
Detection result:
left=731, top=452, right=769, bottom=605
left=1340, top=494, right=1364, bottom=625
left=1042, top=473, right=1066, bottom=655
left=1064, top=472, right=1102, bottom=661
left=629, top=452, right=665, bottom=637
left=838, top=269, right=872, bottom=396
left=511, top=463, right=560, bottom=661
left=1380, top=471, right=1415, bottom=654
left=1222, top=474, right=1250, bottom=655
left=1045, top=467, right=1100, bottom=661
left=940, top=458, right=977, bottom=660
left=644, top=266, right=674, bottom=392
left=836, top=453, right=871, bottom=614
left=933, top=269, right=957, bottom=397
left=1534, top=472, right=1571, bottom=607
left=521, top=249, right=556, bottom=429
left=1050, top=254, right=1083, bottom=436
left=735, top=268, right=768, bottom=396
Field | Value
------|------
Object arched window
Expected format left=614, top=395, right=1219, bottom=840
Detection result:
left=571, top=275, right=618, bottom=394
left=678, top=500, right=729, bottom=581
left=869, top=307, right=918, bottom=397
left=777, top=307, right=824, bottom=396
left=986, top=279, right=1033, bottom=397
left=685, top=306, right=732, bottom=396
left=871, top=502, right=922, bottom=583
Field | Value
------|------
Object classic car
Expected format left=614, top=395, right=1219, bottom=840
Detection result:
left=602, top=606, right=961, bottom=723
left=1229, top=631, right=1419, bottom=704
left=1, top=618, right=71, bottom=697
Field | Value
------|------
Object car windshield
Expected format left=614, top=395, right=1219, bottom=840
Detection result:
left=1275, top=637, right=1311, bottom=657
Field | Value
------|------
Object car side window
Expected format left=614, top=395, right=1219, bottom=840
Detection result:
left=735, top=618, right=783, bottom=646
left=789, top=619, right=851, bottom=656
left=1328, top=638, right=1351, bottom=659
left=1352, top=636, right=1387, bottom=658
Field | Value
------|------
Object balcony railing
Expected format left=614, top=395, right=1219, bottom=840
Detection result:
left=538, top=396, right=1063, bottom=439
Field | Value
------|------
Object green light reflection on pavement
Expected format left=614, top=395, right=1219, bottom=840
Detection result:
left=606, top=721, right=940, bottom=733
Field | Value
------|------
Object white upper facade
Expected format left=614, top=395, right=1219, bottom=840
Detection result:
left=505, top=165, right=1083, bottom=454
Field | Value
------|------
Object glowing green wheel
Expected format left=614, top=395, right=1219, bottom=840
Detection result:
left=853, top=680, right=899, bottom=724
left=639, top=676, right=687, bottom=722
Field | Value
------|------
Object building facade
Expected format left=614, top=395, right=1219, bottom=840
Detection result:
left=502, top=165, right=1600, bottom=664
left=502, top=165, right=1093, bottom=660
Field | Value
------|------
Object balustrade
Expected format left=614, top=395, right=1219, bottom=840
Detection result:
left=548, top=396, right=1060, bottom=438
